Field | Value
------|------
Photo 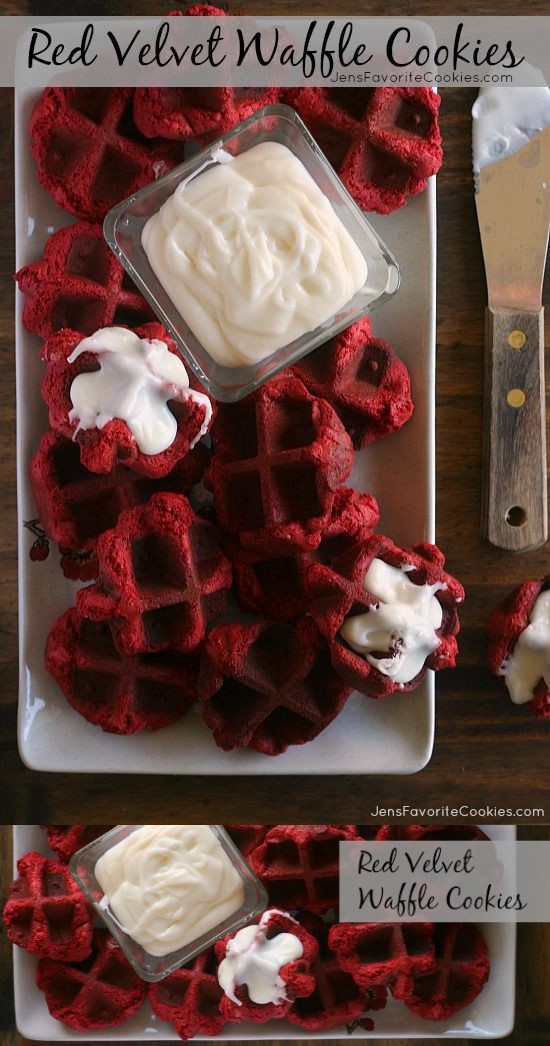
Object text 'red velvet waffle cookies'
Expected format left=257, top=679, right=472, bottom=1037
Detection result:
left=3, top=852, right=94, bottom=962
left=292, top=317, right=414, bottom=449
left=149, top=947, right=226, bottom=1039
left=228, top=487, right=379, bottom=621
left=307, top=534, right=464, bottom=698
left=46, top=608, right=202, bottom=734
left=15, top=222, right=154, bottom=339
left=487, top=577, right=550, bottom=719
left=31, top=88, right=181, bottom=221
left=215, top=909, right=318, bottom=1023
left=201, top=618, right=351, bottom=754
left=41, top=323, right=214, bottom=478
left=76, top=492, right=232, bottom=655
left=208, top=376, right=354, bottom=554
left=37, top=929, right=148, bottom=1030
left=286, top=86, right=442, bottom=213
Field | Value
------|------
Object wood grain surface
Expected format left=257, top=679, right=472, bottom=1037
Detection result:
left=1, top=826, right=549, bottom=1046
left=482, top=307, right=547, bottom=553
left=1, top=1, right=550, bottom=822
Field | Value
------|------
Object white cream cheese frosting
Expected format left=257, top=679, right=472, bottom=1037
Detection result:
left=68, top=326, right=212, bottom=455
left=94, top=825, right=245, bottom=957
left=501, top=589, right=550, bottom=704
left=141, top=141, right=368, bottom=368
left=339, top=558, right=445, bottom=684
left=217, top=909, right=303, bottom=1006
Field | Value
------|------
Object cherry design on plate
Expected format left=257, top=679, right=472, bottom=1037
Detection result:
left=24, top=519, right=50, bottom=562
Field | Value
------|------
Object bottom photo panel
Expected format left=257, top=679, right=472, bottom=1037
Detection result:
left=0, top=824, right=548, bottom=1044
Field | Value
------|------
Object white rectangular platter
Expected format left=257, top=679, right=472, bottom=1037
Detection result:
left=16, top=86, right=436, bottom=774
left=12, top=825, right=516, bottom=1041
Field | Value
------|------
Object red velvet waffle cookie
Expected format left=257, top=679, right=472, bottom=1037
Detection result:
left=287, top=915, right=382, bottom=1031
left=249, top=824, right=360, bottom=911
left=391, top=924, right=490, bottom=1021
left=307, top=534, right=464, bottom=699
left=3, top=852, right=94, bottom=961
left=41, top=323, right=214, bottom=478
left=229, top=487, right=379, bottom=620
left=208, top=376, right=354, bottom=554
left=77, top=492, right=231, bottom=655
left=375, top=825, right=489, bottom=842
left=46, top=608, right=202, bottom=733
left=15, top=222, right=153, bottom=339
left=42, top=826, right=114, bottom=863
left=292, top=318, right=414, bottom=449
left=36, top=929, right=148, bottom=1030
left=31, top=429, right=209, bottom=568
left=149, top=946, right=226, bottom=1040
left=201, top=619, right=351, bottom=755
left=134, top=8, right=281, bottom=141
left=226, top=825, right=271, bottom=858
left=31, top=88, right=180, bottom=221
left=487, top=578, right=550, bottom=719
left=285, top=87, right=442, bottom=213
left=215, top=909, right=318, bottom=1024
left=328, top=922, right=436, bottom=990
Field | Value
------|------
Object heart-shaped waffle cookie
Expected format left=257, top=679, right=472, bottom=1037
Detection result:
left=201, top=619, right=351, bottom=755
left=228, top=487, right=379, bottom=621
left=31, top=429, right=209, bottom=565
left=375, top=825, right=490, bottom=842
left=215, top=909, right=318, bottom=1023
left=41, top=826, right=114, bottom=863
left=226, top=825, right=271, bottom=858
left=3, top=852, right=94, bottom=961
left=208, top=376, right=354, bottom=555
left=329, top=922, right=436, bottom=990
left=285, top=86, right=442, bottom=213
left=41, top=323, right=214, bottom=478
left=76, top=492, right=232, bottom=655
left=287, top=914, right=385, bottom=1031
left=249, top=825, right=360, bottom=912
left=46, top=608, right=202, bottom=733
left=31, top=87, right=181, bottom=221
left=15, top=222, right=153, bottom=339
left=134, top=7, right=281, bottom=142
left=149, top=946, right=226, bottom=1039
left=307, top=534, right=464, bottom=698
left=292, top=318, right=414, bottom=449
left=487, top=577, right=550, bottom=719
left=37, top=929, right=148, bottom=1030
left=391, top=923, right=490, bottom=1021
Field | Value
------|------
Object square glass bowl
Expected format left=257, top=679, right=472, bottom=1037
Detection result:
left=104, top=103, right=400, bottom=402
left=69, top=825, right=268, bottom=982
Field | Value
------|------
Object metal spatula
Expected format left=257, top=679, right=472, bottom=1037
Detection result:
left=473, top=85, right=550, bottom=552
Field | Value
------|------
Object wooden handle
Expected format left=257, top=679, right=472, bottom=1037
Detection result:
left=481, top=306, right=547, bottom=552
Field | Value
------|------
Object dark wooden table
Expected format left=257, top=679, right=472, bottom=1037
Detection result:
left=1, top=826, right=549, bottom=1046
left=2, top=1, right=550, bottom=822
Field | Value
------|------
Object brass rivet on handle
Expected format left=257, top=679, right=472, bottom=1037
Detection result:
left=507, top=388, right=526, bottom=408
left=508, top=330, right=526, bottom=350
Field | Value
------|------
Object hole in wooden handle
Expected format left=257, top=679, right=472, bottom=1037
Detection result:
left=506, top=506, right=527, bottom=528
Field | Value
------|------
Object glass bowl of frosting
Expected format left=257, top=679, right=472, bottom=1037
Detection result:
left=104, top=104, right=400, bottom=402
left=69, top=824, right=268, bottom=981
